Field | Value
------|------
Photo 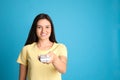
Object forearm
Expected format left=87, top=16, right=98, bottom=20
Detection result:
left=19, top=64, right=27, bottom=80
left=46, top=51, right=67, bottom=73
left=52, top=56, right=67, bottom=73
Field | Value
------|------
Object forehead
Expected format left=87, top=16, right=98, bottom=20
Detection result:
left=37, top=19, right=51, bottom=25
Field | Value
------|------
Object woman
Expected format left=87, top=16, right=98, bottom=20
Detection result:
left=17, top=13, right=67, bottom=80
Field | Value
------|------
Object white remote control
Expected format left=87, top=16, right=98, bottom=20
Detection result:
left=39, top=55, right=51, bottom=63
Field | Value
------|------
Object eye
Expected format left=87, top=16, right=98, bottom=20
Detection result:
left=37, top=26, right=42, bottom=29
left=46, top=25, right=51, bottom=28
left=46, top=26, right=49, bottom=28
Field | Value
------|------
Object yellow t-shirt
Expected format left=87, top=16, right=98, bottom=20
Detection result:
left=17, top=42, right=67, bottom=80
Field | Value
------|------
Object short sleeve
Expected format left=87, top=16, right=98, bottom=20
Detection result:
left=17, top=46, right=28, bottom=66
left=59, top=44, right=67, bottom=57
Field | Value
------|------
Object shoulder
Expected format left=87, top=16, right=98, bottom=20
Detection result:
left=54, top=43, right=67, bottom=57
left=22, top=42, right=36, bottom=50
left=54, top=43, right=67, bottom=49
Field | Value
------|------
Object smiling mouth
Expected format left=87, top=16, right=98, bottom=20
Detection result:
left=41, top=33, right=47, bottom=36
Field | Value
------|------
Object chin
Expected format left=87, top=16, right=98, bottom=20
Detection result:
left=40, top=37, right=49, bottom=40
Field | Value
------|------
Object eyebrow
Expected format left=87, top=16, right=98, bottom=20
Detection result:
left=37, top=25, right=51, bottom=26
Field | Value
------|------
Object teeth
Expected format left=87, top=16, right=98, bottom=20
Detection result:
left=41, top=34, right=46, bottom=36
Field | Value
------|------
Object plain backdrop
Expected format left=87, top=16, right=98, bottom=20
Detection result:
left=0, top=0, right=120, bottom=80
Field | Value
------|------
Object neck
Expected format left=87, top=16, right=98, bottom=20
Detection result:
left=38, top=39, right=50, bottom=45
left=37, top=39, right=53, bottom=50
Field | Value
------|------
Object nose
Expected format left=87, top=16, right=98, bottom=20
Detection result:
left=41, top=27, right=46, bottom=33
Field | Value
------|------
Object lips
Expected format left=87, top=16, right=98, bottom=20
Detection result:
left=41, top=33, right=46, bottom=36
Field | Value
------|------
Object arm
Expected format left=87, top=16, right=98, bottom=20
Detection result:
left=47, top=52, right=67, bottom=73
left=53, top=55, right=67, bottom=73
left=19, top=64, right=27, bottom=80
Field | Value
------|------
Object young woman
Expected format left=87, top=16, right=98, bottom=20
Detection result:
left=17, top=13, right=67, bottom=80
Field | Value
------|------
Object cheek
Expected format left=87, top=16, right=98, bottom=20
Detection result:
left=49, top=28, right=52, bottom=33
left=49, top=30, right=52, bottom=35
left=36, top=29, right=41, bottom=35
left=49, top=30, right=52, bottom=33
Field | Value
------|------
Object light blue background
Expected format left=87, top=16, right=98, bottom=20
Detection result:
left=0, top=0, right=120, bottom=80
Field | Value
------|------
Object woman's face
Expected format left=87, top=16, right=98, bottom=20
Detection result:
left=36, top=19, right=52, bottom=41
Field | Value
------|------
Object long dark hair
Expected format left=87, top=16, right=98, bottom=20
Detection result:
left=25, top=13, right=57, bottom=46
